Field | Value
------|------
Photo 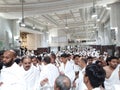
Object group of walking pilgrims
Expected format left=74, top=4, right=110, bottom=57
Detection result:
left=0, top=47, right=120, bottom=90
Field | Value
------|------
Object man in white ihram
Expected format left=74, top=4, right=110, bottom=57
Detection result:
left=0, top=50, right=26, bottom=90
left=78, top=57, right=87, bottom=90
left=21, top=56, right=40, bottom=90
left=59, top=53, right=75, bottom=89
left=103, top=56, right=120, bottom=90
left=37, top=56, right=59, bottom=90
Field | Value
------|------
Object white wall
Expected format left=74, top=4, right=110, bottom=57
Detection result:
left=42, top=32, right=49, bottom=47
left=0, top=17, right=41, bottom=50
left=103, top=20, right=112, bottom=45
left=48, top=28, right=58, bottom=47
left=110, top=2, right=120, bottom=46
left=0, top=17, right=19, bottom=50
left=27, top=33, right=43, bottom=50
left=97, top=11, right=114, bottom=45
left=35, top=34, right=42, bottom=48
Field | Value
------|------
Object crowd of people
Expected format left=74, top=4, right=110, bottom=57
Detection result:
left=0, top=47, right=120, bottom=90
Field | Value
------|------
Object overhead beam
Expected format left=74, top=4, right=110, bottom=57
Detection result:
left=70, top=10, right=77, bottom=22
left=25, top=17, right=46, bottom=27
left=79, top=9, right=84, bottom=22
left=55, top=12, right=65, bottom=23
left=2, top=0, right=9, bottom=4
left=42, top=14, right=59, bottom=26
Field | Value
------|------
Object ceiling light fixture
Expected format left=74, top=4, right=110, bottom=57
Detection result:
left=32, top=25, right=35, bottom=29
left=20, top=0, right=26, bottom=27
left=65, top=12, right=69, bottom=29
left=103, top=4, right=111, bottom=10
left=97, top=18, right=100, bottom=22
left=32, top=17, right=36, bottom=29
left=91, top=0, right=97, bottom=18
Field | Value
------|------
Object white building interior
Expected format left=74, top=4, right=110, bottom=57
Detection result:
left=0, top=0, right=120, bottom=55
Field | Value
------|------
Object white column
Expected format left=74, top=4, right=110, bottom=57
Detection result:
left=26, top=33, right=43, bottom=50
left=41, top=32, right=49, bottom=47
left=110, top=2, right=120, bottom=46
left=13, top=20, right=20, bottom=49
left=27, top=34, right=36, bottom=50
left=98, top=24, right=105, bottom=45
left=48, top=28, right=58, bottom=47
left=103, top=21, right=112, bottom=45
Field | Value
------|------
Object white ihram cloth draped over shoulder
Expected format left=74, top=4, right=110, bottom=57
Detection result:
left=104, top=64, right=120, bottom=90
left=37, top=63, right=59, bottom=90
left=0, top=63, right=26, bottom=90
left=78, top=67, right=87, bottom=90
left=72, top=62, right=81, bottom=90
left=22, top=65, right=40, bottom=90
left=59, top=61, right=75, bottom=83
left=92, top=87, right=102, bottom=90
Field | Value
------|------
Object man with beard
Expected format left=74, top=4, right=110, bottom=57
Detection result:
left=0, top=50, right=26, bottom=90
left=21, top=56, right=40, bottom=90
left=103, top=56, right=120, bottom=90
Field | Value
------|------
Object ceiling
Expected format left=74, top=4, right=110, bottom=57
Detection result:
left=0, top=0, right=119, bottom=40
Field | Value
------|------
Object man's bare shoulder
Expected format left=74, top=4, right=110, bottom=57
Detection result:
left=103, top=66, right=113, bottom=78
left=103, top=66, right=109, bottom=70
